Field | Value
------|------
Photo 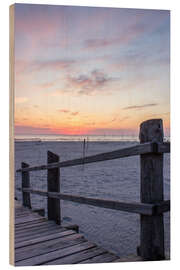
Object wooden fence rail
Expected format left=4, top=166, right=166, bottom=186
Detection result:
left=16, top=119, right=170, bottom=261
left=16, top=141, right=170, bottom=173
left=16, top=187, right=170, bottom=216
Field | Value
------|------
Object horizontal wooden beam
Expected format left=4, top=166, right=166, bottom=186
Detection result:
left=17, top=188, right=164, bottom=216
left=16, top=142, right=170, bottom=173
left=157, top=142, right=170, bottom=154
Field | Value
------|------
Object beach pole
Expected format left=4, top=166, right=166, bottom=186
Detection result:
left=47, top=151, right=61, bottom=224
left=138, top=119, right=165, bottom=260
left=21, top=162, right=31, bottom=208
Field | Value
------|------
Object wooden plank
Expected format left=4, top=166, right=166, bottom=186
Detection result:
left=21, top=162, right=31, bottom=208
left=15, top=232, right=81, bottom=261
left=15, top=236, right=87, bottom=264
left=15, top=211, right=40, bottom=219
left=47, top=151, right=61, bottom=224
left=15, top=208, right=32, bottom=213
left=15, top=233, right=80, bottom=257
left=15, top=216, right=45, bottom=225
left=15, top=230, right=76, bottom=249
left=15, top=220, right=53, bottom=231
left=15, top=227, right=66, bottom=243
left=79, top=252, right=118, bottom=264
left=15, top=221, right=56, bottom=233
left=44, top=246, right=107, bottom=265
left=15, top=241, right=96, bottom=266
left=139, top=119, right=165, bottom=260
left=15, top=212, right=33, bottom=217
left=17, top=142, right=154, bottom=172
left=20, top=188, right=155, bottom=215
left=15, top=218, right=47, bottom=228
left=15, top=225, right=64, bottom=240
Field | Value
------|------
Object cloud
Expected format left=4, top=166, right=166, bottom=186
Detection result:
left=15, top=125, right=53, bottom=135
left=58, top=109, right=79, bottom=116
left=123, top=103, right=158, bottom=110
left=58, top=109, right=70, bottom=113
left=67, top=69, right=114, bottom=95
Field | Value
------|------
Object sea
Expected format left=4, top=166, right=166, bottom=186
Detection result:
left=15, top=134, right=170, bottom=142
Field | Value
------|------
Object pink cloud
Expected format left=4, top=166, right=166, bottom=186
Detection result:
left=58, top=109, right=79, bottom=116
left=67, top=70, right=114, bottom=95
left=58, top=109, right=70, bottom=113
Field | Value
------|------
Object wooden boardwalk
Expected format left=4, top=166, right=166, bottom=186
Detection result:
left=15, top=200, right=121, bottom=266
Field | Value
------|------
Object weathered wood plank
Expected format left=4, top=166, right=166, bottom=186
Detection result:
left=15, top=220, right=54, bottom=231
left=15, top=212, right=33, bottom=217
left=15, top=216, right=45, bottom=225
left=44, top=246, right=107, bottom=265
left=15, top=241, right=96, bottom=266
left=47, top=151, right=61, bottom=224
left=15, top=233, right=83, bottom=261
left=15, top=224, right=61, bottom=237
left=15, top=211, right=40, bottom=219
left=15, top=226, right=66, bottom=242
left=15, top=230, right=76, bottom=249
left=15, top=218, right=47, bottom=228
left=79, top=252, right=118, bottom=264
left=139, top=119, right=165, bottom=260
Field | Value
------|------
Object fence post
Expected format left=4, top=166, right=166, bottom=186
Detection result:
left=47, top=151, right=61, bottom=225
left=21, top=162, right=31, bottom=208
left=138, top=119, right=165, bottom=260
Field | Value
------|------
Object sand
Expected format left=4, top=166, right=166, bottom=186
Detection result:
left=14, top=141, right=170, bottom=257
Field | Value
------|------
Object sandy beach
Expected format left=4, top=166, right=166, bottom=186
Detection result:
left=15, top=140, right=170, bottom=257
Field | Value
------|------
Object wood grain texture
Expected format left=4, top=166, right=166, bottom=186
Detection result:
left=16, top=242, right=97, bottom=266
left=15, top=202, right=120, bottom=265
left=47, top=151, right=61, bottom=224
left=44, top=246, right=107, bottom=265
left=139, top=119, right=165, bottom=260
left=15, top=230, right=75, bottom=249
left=15, top=234, right=85, bottom=261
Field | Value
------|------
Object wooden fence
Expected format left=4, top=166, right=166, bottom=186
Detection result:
left=16, top=119, right=170, bottom=261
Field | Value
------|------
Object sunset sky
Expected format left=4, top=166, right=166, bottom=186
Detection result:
left=14, top=4, right=170, bottom=136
